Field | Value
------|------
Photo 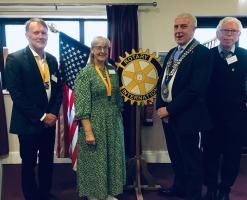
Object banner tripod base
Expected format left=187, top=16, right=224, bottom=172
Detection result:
left=125, top=155, right=161, bottom=200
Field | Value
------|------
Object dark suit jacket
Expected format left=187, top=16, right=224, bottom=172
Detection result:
left=207, top=46, right=247, bottom=124
left=4, top=46, right=63, bottom=135
left=156, top=39, right=213, bottom=133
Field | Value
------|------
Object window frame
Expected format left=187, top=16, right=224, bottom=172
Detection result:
left=0, top=18, right=107, bottom=46
left=0, top=17, right=107, bottom=88
left=196, top=16, right=247, bottom=47
left=197, top=16, right=247, bottom=28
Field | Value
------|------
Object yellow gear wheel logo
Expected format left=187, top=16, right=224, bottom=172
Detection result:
left=116, top=49, right=162, bottom=105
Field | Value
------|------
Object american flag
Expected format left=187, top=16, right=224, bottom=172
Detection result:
left=59, top=32, right=90, bottom=90
left=57, top=32, right=90, bottom=170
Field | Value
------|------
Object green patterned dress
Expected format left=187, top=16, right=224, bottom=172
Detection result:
left=74, top=64, right=126, bottom=199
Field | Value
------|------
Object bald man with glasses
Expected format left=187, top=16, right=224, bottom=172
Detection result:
left=203, top=17, right=247, bottom=200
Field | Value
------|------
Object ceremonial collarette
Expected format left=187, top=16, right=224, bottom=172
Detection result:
left=162, top=40, right=199, bottom=100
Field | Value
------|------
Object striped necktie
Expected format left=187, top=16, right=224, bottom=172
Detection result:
left=174, top=46, right=183, bottom=62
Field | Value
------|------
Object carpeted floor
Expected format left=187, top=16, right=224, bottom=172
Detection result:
left=2, top=155, right=247, bottom=200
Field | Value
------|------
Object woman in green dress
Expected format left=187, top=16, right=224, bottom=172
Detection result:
left=74, top=36, right=126, bottom=200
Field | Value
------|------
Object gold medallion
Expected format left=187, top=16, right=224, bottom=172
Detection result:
left=162, top=85, right=169, bottom=99
left=44, top=82, right=50, bottom=90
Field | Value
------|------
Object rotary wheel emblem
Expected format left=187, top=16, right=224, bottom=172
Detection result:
left=116, top=49, right=162, bottom=105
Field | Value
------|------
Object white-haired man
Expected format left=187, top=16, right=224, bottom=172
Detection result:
left=203, top=17, right=247, bottom=200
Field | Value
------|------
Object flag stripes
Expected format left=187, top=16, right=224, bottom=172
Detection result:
left=57, top=32, right=90, bottom=170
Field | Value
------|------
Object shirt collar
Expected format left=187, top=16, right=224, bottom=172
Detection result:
left=29, top=46, right=46, bottom=60
left=178, top=38, right=194, bottom=51
left=218, top=45, right=235, bottom=54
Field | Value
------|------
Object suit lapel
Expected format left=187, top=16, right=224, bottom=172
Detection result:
left=232, top=48, right=247, bottom=74
left=173, top=41, right=197, bottom=83
left=46, top=54, right=57, bottom=97
left=24, top=47, right=48, bottom=102
left=46, top=55, right=54, bottom=75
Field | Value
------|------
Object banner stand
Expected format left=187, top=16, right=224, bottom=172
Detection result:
left=125, top=106, right=161, bottom=200
left=116, top=49, right=163, bottom=199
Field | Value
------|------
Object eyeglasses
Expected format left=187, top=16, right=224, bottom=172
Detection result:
left=220, top=29, right=240, bottom=34
left=93, top=46, right=109, bottom=51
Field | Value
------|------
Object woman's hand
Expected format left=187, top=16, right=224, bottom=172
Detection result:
left=81, top=119, right=96, bottom=145
left=85, top=131, right=96, bottom=145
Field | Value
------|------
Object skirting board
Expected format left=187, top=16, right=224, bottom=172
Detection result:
left=0, top=152, right=71, bottom=164
left=0, top=150, right=171, bottom=164
left=142, top=150, right=171, bottom=163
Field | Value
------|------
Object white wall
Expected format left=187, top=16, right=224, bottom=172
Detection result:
left=139, top=0, right=247, bottom=51
left=2, top=0, right=247, bottom=164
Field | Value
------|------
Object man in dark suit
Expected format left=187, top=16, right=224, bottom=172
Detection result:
left=4, top=18, right=62, bottom=200
left=203, top=17, right=247, bottom=200
left=156, top=13, right=212, bottom=200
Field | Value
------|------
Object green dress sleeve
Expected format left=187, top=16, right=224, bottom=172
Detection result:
left=74, top=67, right=92, bottom=120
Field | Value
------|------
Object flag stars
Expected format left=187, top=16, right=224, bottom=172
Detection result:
left=60, top=33, right=90, bottom=89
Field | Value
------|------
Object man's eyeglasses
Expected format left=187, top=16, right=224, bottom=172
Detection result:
left=93, top=46, right=109, bottom=51
left=220, top=29, right=240, bottom=34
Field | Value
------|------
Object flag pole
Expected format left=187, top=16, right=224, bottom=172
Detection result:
left=0, top=2, right=157, bottom=7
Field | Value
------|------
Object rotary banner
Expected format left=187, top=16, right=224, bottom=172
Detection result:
left=116, top=49, right=162, bottom=106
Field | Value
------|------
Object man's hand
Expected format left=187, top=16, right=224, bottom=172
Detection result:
left=43, top=113, right=57, bottom=127
left=157, top=107, right=169, bottom=119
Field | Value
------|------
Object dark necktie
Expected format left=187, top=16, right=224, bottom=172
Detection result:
left=220, top=50, right=232, bottom=59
